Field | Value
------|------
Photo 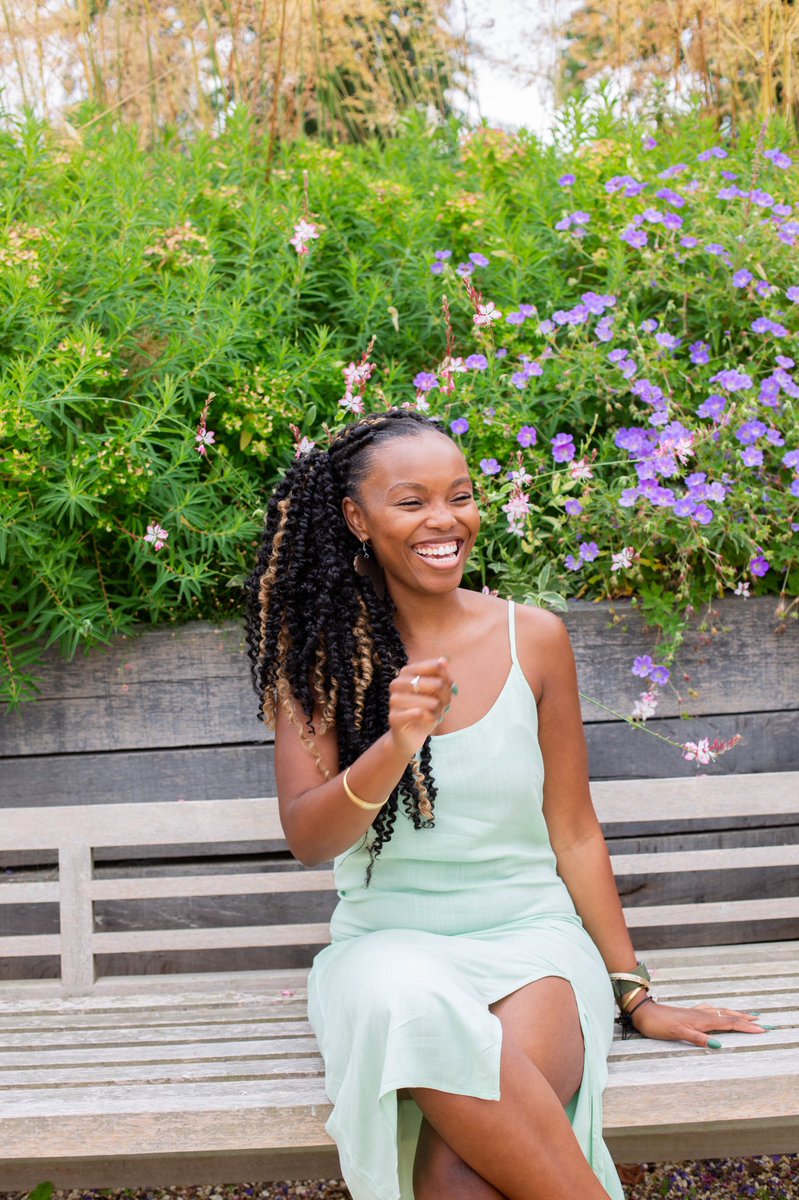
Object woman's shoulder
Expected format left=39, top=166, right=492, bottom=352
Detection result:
left=510, top=598, right=574, bottom=701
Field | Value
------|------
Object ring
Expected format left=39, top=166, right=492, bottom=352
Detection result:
left=411, top=674, right=421, bottom=693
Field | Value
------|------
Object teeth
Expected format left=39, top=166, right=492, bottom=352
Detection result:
left=415, top=542, right=459, bottom=558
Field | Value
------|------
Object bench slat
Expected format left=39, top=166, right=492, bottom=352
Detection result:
left=1, top=774, right=797, bottom=851
left=625, top=896, right=799, bottom=927
left=0, top=1037, right=323, bottom=1068
left=611, top=844, right=799, bottom=875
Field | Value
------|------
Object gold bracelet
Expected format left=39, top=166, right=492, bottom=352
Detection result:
left=342, top=766, right=388, bottom=811
left=619, top=985, right=647, bottom=1012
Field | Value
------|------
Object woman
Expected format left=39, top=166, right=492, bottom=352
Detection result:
left=243, top=407, right=764, bottom=1200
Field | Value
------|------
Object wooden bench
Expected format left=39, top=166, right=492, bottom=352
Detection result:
left=1, top=773, right=797, bottom=1190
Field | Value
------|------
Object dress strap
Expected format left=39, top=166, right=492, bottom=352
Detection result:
left=507, top=599, right=520, bottom=667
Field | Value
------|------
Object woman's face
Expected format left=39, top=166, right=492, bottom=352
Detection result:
left=342, top=429, right=480, bottom=596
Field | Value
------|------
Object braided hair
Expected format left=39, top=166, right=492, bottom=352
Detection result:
left=242, top=408, right=448, bottom=883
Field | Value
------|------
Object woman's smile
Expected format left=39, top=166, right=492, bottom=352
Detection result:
left=411, top=537, right=465, bottom=568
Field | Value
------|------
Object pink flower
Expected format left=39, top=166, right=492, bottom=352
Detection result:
left=611, top=546, right=635, bottom=571
left=340, top=393, right=365, bottom=414
left=682, top=738, right=716, bottom=764
left=144, top=522, right=169, bottom=551
left=734, top=580, right=750, bottom=598
left=195, top=429, right=216, bottom=454
left=569, top=456, right=594, bottom=481
left=290, top=219, right=319, bottom=255
left=631, top=690, right=658, bottom=719
left=502, top=488, right=532, bottom=535
left=296, top=435, right=315, bottom=456
left=474, top=301, right=502, bottom=327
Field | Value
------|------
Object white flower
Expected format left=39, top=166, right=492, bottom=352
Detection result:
left=631, top=690, right=658, bottom=719
left=569, top=456, right=594, bottom=480
left=683, top=738, right=716, bottom=764
left=734, top=580, right=750, bottom=598
left=295, top=436, right=316, bottom=457
left=474, top=302, right=502, bottom=327
left=611, top=546, right=635, bottom=572
left=339, top=392, right=365, bottom=414
left=144, top=522, right=169, bottom=551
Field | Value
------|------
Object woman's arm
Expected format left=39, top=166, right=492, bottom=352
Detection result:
left=517, top=604, right=765, bottom=1046
left=274, top=656, right=453, bottom=866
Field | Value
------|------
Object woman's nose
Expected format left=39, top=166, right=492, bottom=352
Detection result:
left=425, top=502, right=456, bottom=528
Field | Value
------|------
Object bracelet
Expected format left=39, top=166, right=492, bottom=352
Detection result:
left=619, top=984, right=647, bottom=1012
left=617, top=994, right=655, bottom=1040
left=342, top=766, right=388, bottom=811
left=609, top=962, right=652, bottom=1006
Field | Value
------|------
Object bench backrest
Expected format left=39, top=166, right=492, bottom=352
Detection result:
left=2, top=772, right=797, bottom=997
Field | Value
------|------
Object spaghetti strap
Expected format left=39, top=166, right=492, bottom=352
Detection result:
left=507, top=599, right=520, bottom=667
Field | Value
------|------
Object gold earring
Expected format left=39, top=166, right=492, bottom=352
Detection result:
left=353, top=539, right=370, bottom=576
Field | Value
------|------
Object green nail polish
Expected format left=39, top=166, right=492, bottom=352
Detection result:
left=451, top=684, right=459, bottom=695
left=760, top=1024, right=775, bottom=1030
left=707, top=1038, right=722, bottom=1049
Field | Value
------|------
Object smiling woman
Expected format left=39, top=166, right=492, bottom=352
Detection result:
left=242, top=408, right=765, bottom=1200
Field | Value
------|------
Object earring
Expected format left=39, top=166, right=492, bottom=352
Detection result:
left=353, top=539, right=371, bottom=576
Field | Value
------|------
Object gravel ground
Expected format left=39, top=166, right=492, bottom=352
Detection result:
left=3, top=1158, right=798, bottom=1200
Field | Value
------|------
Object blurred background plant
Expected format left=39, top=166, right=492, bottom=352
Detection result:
left=0, top=1, right=797, bottom=714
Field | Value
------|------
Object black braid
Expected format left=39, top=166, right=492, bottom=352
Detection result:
left=242, top=408, right=448, bottom=884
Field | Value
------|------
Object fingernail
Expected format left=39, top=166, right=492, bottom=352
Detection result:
left=760, top=1024, right=775, bottom=1031
left=451, top=684, right=459, bottom=695
left=444, top=704, right=451, bottom=713
left=707, top=1038, right=722, bottom=1050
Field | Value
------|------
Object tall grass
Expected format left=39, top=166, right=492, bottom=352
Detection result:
left=559, top=0, right=799, bottom=132
left=0, top=1, right=466, bottom=142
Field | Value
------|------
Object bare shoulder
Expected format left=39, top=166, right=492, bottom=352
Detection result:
left=512, top=600, right=576, bottom=704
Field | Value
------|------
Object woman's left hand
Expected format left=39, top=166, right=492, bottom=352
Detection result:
left=629, top=997, right=768, bottom=1047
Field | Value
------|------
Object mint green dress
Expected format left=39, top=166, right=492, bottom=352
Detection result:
left=307, top=600, right=625, bottom=1200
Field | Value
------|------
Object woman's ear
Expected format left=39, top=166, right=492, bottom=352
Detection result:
left=341, top=495, right=368, bottom=543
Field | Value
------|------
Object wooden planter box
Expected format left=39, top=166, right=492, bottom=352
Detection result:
left=1, top=595, right=797, bottom=981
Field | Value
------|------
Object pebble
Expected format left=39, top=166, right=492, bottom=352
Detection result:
left=2, top=1157, right=797, bottom=1200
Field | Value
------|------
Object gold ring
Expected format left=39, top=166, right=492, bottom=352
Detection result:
left=411, top=674, right=421, bottom=693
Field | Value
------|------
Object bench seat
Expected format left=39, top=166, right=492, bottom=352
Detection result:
left=1, top=777, right=797, bottom=1189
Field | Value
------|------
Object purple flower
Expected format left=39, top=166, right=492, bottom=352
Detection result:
left=433, top=249, right=452, bottom=260
left=690, top=341, right=710, bottom=365
left=776, top=355, right=795, bottom=368
left=791, top=478, right=799, bottom=497
left=710, top=368, right=753, bottom=391
left=741, top=446, right=764, bottom=467
left=717, top=186, right=742, bottom=201
left=755, top=279, right=777, bottom=297
left=450, top=417, right=469, bottom=435
left=764, top=148, right=792, bottom=169
left=495, top=348, right=508, bottom=358
left=641, top=318, right=659, bottom=333
left=693, top=503, right=714, bottom=524
left=698, top=146, right=728, bottom=161
left=680, top=235, right=699, bottom=248
left=750, top=555, right=770, bottom=576
left=511, top=370, right=530, bottom=389
left=662, top=212, right=684, bottom=230
left=579, top=540, right=599, bottom=561
left=519, top=304, right=536, bottom=317
left=480, top=457, right=501, bottom=475
left=464, top=353, right=488, bottom=370
left=643, top=136, right=657, bottom=150
left=621, top=227, right=648, bottom=248
left=782, top=449, right=799, bottom=468
left=551, top=432, right=576, bottom=463
left=558, top=173, right=576, bottom=186
left=786, top=286, right=799, bottom=303
left=564, top=498, right=583, bottom=516
left=643, top=208, right=665, bottom=223
left=649, top=665, right=670, bottom=686
left=659, top=163, right=688, bottom=179
left=618, top=487, right=639, bottom=507
left=430, top=262, right=445, bottom=275
left=656, top=332, right=682, bottom=350
left=469, top=251, right=490, bottom=267
left=456, top=261, right=474, bottom=277
left=752, top=317, right=789, bottom=337
left=539, top=319, right=554, bottom=335
left=564, top=554, right=582, bottom=571
left=506, top=312, right=526, bottom=326
left=656, top=188, right=684, bottom=207
left=517, top=425, right=537, bottom=448
left=632, top=655, right=654, bottom=678
left=750, top=189, right=775, bottom=208
left=413, top=371, right=439, bottom=391
left=697, top=393, right=726, bottom=420
left=571, top=210, right=591, bottom=225
left=705, top=242, right=727, bottom=256
left=595, top=317, right=614, bottom=342
left=736, top=419, right=767, bottom=444
left=732, top=269, right=753, bottom=287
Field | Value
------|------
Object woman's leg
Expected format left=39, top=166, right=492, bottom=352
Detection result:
left=411, top=976, right=610, bottom=1200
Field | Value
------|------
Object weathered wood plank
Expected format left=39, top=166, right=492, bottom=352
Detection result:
left=1, top=599, right=795, bottom=758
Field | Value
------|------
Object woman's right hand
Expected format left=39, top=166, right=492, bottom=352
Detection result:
left=388, top=657, right=454, bottom=760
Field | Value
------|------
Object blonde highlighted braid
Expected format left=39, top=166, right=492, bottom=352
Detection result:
left=243, top=408, right=447, bottom=884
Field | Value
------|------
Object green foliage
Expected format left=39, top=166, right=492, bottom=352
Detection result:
left=0, top=103, right=797, bottom=709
